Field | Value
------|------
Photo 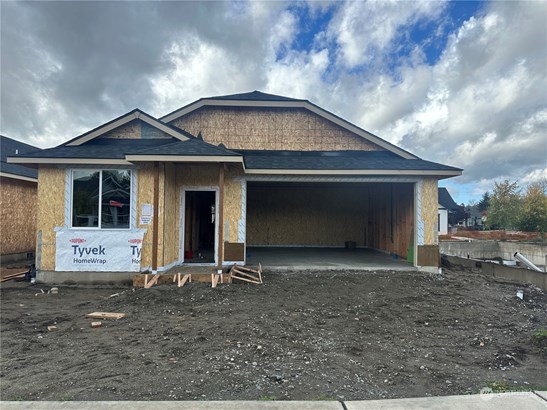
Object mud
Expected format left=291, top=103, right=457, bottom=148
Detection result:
left=1, top=267, right=546, bottom=401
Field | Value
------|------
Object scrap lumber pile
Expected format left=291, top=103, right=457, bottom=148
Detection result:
left=229, top=263, right=263, bottom=284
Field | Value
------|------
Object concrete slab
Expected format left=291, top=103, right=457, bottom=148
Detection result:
left=247, top=247, right=414, bottom=271
left=535, top=391, right=547, bottom=401
left=345, top=392, right=547, bottom=409
left=0, top=401, right=343, bottom=410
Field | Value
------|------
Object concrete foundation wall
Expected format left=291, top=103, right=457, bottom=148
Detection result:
left=445, top=255, right=547, bottom=291
left=440, top=241, right=546, bottom=267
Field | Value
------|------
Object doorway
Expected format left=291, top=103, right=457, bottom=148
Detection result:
left=183, top=190, right=217, bottom=263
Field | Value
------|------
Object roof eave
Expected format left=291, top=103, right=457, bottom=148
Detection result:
left=0, top=171, right=38, bottom=182
left=244, top=169, right=463, bottom=177
left=124, top=155, right=243, bottom=163
left=7, top=157, right=131, bottom=165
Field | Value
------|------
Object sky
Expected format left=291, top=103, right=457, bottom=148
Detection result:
left=1, top=0, right=546, bottom=205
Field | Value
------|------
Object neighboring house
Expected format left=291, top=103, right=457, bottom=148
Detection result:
left=8, top=91, right=462, bottom=281
left=438, top=187, right=459, bottom=235
left=0, top=135, right=41, bottom=263
left=462, top=205, right=485, bottom=229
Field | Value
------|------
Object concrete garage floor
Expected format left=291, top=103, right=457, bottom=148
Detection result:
left=246, top=246, right=414, bottom=271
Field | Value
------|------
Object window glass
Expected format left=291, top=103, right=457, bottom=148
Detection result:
left=71, top=169, right=131, bottom=229
left=72, top=170, right=100, bottom=227
left=101, top=170, right=131, bottom=229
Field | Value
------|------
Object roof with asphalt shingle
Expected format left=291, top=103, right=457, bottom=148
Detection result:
left=438, top=187, right=459, bottom=210
left=239, top=150, right=462, bottom=172
left=0, top=135, right=40, bottom=179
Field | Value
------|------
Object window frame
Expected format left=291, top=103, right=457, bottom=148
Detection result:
left=70, top=168, right=133, bottom=230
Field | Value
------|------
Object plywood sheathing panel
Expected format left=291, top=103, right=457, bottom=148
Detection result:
left=247, top=183, right=413, bottom=258
left=36, top=167, right=66, bottom=270
left=0, top=177, right=37, bottom=255
left=420, top=178, right=438, bottom=245
left=171, top=107, right=384, bottom=151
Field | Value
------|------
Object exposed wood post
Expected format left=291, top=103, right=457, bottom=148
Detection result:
left=217, top=163, right=225, bottom=272
left=151, top=161, right=160, bottom=274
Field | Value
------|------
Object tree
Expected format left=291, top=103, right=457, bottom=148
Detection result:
left=486, top=180, right=521, bottom=230
left=477, top=192, right=490, bottom=212
left=517, top=180, right=547, bottom=233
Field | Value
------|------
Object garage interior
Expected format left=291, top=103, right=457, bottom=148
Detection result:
left=246, top=181, right=415, bottom=268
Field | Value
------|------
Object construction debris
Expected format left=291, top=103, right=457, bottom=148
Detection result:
left=86, top=312, right=126, bottom=320
left=91, top=322, right=103, bottom=328
left=47, top=325, right=58, bottom=332
left=229, top=263, right=263, bottom=284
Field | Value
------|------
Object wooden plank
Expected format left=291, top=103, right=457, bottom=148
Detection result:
left=211, top=273, right=219, bottom=288
left=417, top=245, right=440, bottom=267
left=230, top=274, right=261, bottom=284
left=235, top=265, right=260, bottom=274
left=232, top=268, right=260, bottom=281
left=86, top=312, right=126, bottom=320
left=144, top=273, right=160, bottom=289
left=178, top=273, right=191, bottom=288
left=0, top=271, right=26, bottom=282
left=133, top=272, right=229, bottom=287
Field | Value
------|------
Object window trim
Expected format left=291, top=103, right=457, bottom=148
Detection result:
left=70, top=169, right=133, bottom=230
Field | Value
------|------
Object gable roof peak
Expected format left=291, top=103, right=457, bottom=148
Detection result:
left=206, top=90, right=304, bottom=102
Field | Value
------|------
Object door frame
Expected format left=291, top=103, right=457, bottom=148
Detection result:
left=179, top=186, right=219, bottom=266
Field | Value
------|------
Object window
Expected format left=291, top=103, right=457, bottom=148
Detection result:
left=72, top=169, right=131, bottom=229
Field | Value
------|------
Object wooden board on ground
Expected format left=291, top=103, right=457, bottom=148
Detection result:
left=0, top=271, right=27, bottom=282
left=86, top=312, right=126, bottom=320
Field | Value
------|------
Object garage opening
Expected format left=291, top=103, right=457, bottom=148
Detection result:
left=246, top=181, right=414, bottom=265
left=183, top=190, right=216, bottom=263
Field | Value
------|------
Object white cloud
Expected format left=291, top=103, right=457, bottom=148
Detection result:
left=327, top=0, right=446, bottom=68
left=1, top=0, right=545, bottom=204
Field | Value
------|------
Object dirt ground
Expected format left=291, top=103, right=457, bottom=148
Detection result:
left=1, top=266, right=546, bottom=401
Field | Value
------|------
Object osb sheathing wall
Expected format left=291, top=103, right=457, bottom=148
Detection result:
left=247, top=183, right=413, bottom=258
left=0, top=177, right=38, bottom=255
left=36, top=167, right=66, bottom=271
left=223, top=166, right=244, bottom=243
left=420, top=178, right=439, bottom=245
left=162, top=163, right=178, bottom=267
left=171, top=107, right=383, bottom=151
left=136, top=163, right=165, bottom=269
left=99, top=120, right=172, bottom=140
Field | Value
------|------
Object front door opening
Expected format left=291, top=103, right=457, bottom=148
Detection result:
left=184, top=191, right=216, bottom=263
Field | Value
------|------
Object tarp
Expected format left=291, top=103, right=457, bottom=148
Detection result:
left=55, top=229, right=145, bottom=272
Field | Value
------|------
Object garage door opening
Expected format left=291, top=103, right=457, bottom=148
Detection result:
left=246, top=181, right=414, bottom=265
left=183, top=190, right=216, bottom=263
